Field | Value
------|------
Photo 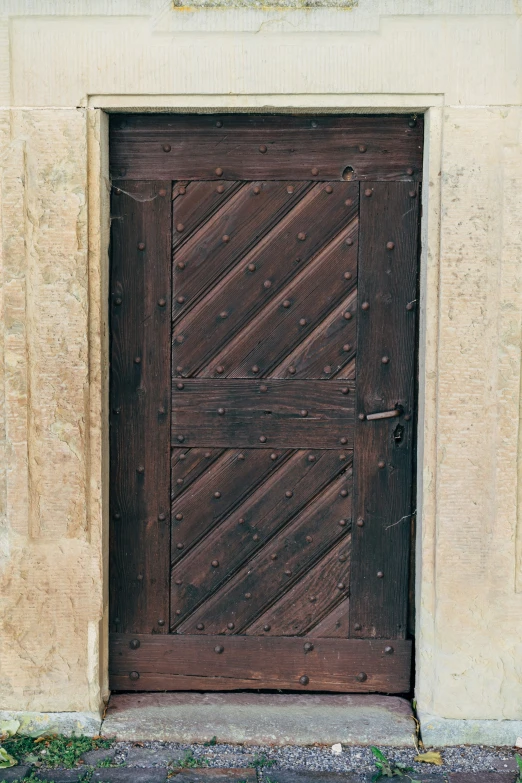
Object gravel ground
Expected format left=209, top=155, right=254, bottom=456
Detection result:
left=111, top=741, right=520, bottom=775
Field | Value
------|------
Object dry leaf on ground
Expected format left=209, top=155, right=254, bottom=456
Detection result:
left=414, top=751, right=443, bottom=765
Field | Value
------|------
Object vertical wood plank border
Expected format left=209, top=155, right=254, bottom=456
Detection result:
left=109, top=180, right=172, bottom=634
left=350, top=181, right=420, bottom=639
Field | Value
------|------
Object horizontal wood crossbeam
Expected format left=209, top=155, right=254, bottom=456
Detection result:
left=172, top=379, right=355, bottom=448
left=110, top=114, right=423, bottom=181
left=109, top=633, right=412, bottom=692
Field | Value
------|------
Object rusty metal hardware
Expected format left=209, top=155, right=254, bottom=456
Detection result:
left=366, top=408, right=402, bottom=421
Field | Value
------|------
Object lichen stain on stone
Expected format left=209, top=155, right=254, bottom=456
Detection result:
left=172, top=0, right=357, bottom=9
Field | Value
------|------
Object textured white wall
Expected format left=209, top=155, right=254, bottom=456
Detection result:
left=0, top=0, right=521, bottom=731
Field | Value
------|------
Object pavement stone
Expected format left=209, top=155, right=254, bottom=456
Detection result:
left=489, top=758, right=519, bottom=773
left=92, top=769, right=167, bottom=782
left=259, top=772, right=366, bottom=782
left=448, top=774, right=517, bottom=782
left=35, top=770, right=91, bottom=782
left=0, top=766, right=30, bottom=782
left=80, top=748, right=117, bottom=766
left=169, top=772, right=256, bottom=781
left=260, top=773, right=449, bottom=783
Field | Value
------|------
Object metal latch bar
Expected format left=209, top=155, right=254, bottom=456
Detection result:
left=366, top=408, right=401, bottom=421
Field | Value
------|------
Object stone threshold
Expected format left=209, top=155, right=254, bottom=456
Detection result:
left=101, top=693, right=416, bottom=746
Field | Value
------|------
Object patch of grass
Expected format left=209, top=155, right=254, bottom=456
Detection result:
left=1, top=735, right=35, bottom=761
left=8, top=775, right=40, bottom=783
left=515, top=753, right=522, bottom=783
left=248, top=753, right=276, bottom=770
left=2, top=735, right=114, bottom=769
left=172, top=749, right=208, bottom=769
left=96, top=756, right=116, bottom=768
left=11, top=770, right=94, bottom=783
left=370, top=747, right=420, bottom=782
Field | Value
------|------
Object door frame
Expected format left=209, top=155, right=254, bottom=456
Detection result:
left=87, top=95, right=443, bottom=702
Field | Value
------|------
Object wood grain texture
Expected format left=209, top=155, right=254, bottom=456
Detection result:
left=171, top=448, right=291, bottom=565
left=176, top=471, right=352, bottom=635
left=170, top=447, right=224, bottom=501
left=245, top=537, right=351, bottom=637
left=349, top=182, right=419, bottom=639
left=311, top=598, right=351, bottom=638
left=173, top=183, right=356, bottom=378
left=109, top=114, right=423, bottom=182
left=173, top=181, right=310, bottom=324
left=109, top=634, right=412, bottom=692
left=109, top=181, right=172, bottom=633
left=172, top=180, right=240, bottom=249
left=172, top=380, right=355, bottom=448
left=170, top=449, right=350, bottom=629
left=271, top=291, right=358, bottom=380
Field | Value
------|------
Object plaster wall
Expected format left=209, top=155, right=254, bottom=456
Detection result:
left=0, top=0, right=521, bottom=741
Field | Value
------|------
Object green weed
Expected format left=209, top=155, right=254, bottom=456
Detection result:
left=371, top=747, right=421, bottom=783
left=515, top=753, right=522, bottom=783
left=172, top=749, right=208, bottom=769
left=2, top=735, right=113, bottom=769
left=96, top=756, right=115, bottom=768
left=249, top=753, right=276, bottom=770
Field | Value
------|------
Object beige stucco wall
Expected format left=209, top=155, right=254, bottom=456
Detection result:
left=0, top=0, right=521, bottom=735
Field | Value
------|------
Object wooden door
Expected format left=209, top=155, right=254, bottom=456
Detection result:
left=109, top=115, right=422, bottom=692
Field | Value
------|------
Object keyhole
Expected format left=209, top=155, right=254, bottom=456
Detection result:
left=342, top=166, right=354, bottom=181
left=394, top=424, right=404, bottom=444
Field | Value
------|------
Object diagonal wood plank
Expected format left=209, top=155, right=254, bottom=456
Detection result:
left=170, top=447, right=224, bottom=500
left=245, top=537, right=351, bottom=637
left=270, top=291, right=357, bottom=380
left=176, top=469, right=352, bottom=634
left=308, top=598, right=350, bottom=638
left=170, top=450, right=349, bottom=629
left=172, top=181, right=310, bottom=324
left=205, top=209, right=358, bottom=378
left=170, top=448, right=292, bottom=566
left=172, top=180, right=240, bottom=251
left=173, top=183, right=356, bottom=377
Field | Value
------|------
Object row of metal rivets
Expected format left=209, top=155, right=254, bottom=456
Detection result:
left=126, top=669, right=383, bottom=684
left=175, top=183, right=341, bottom=200
left=125, top=670, right=367, bottom=685
left=210, top=118, right=416, bottom=129
left=160, top=141, right=417, bottom=179
left=173, top=436, right=349, bottom=445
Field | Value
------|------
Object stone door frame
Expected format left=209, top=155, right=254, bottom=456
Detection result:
left=87, top=94, right=443, bottom=711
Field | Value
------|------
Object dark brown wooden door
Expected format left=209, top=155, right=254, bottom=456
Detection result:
left=109, top=115, right=422, bottom=692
